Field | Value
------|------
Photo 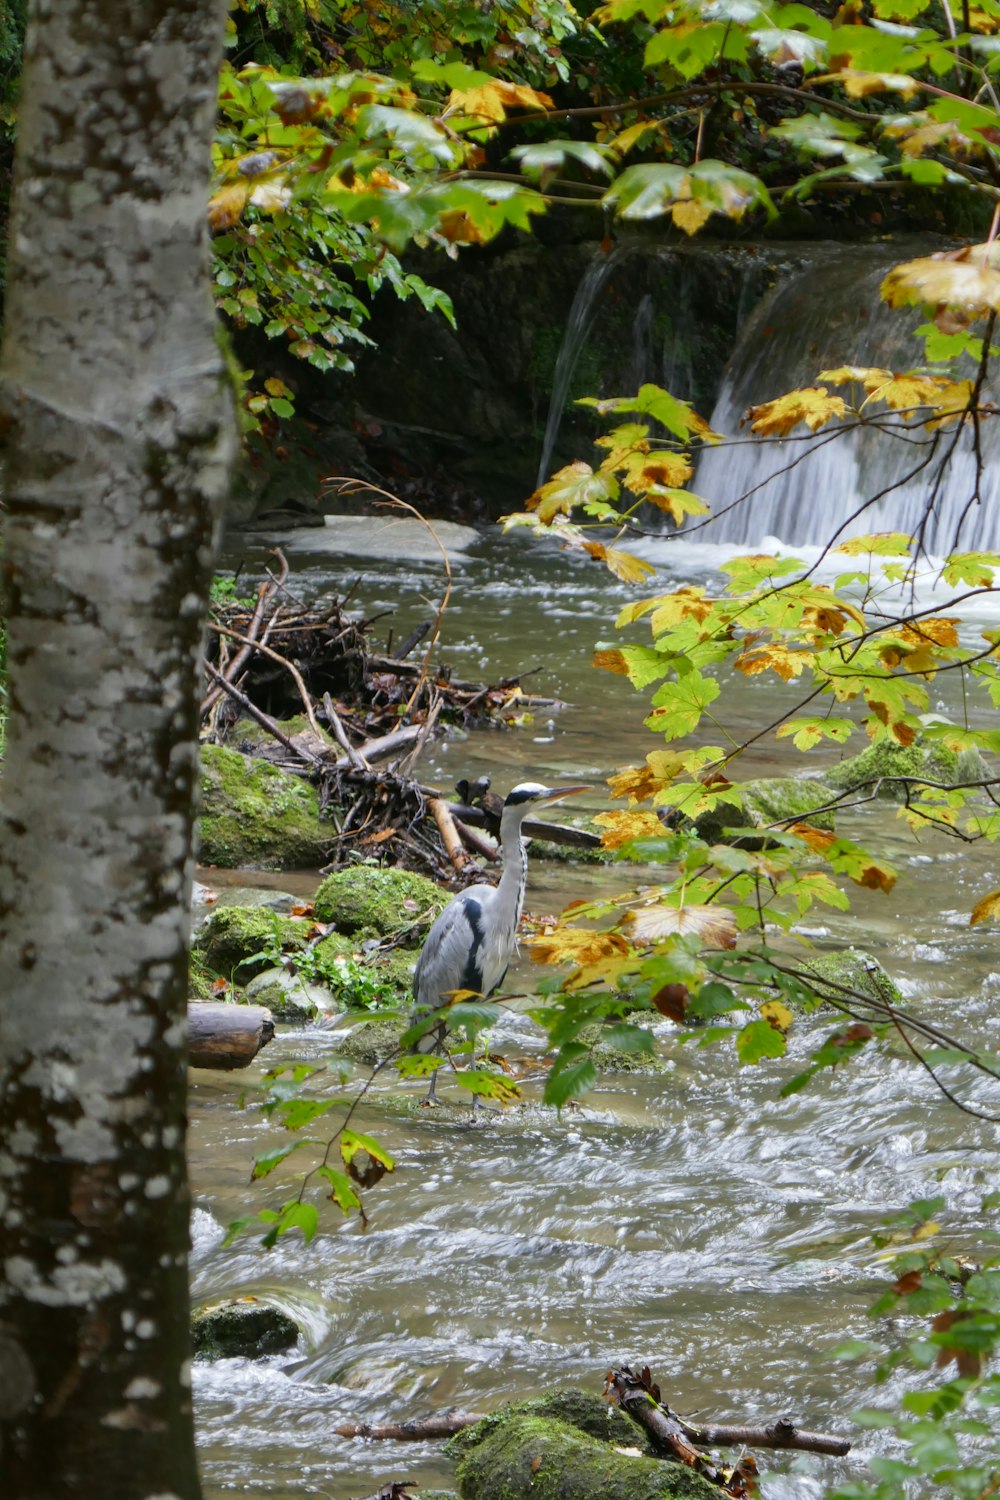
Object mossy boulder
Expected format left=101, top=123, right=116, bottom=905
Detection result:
left=800, top=946, right=902, bottom=1006
left=449, top=1391, right=718, bottom=1500
left=228, top=714, right=333, bottom=756
left=193, top=904, right=309, bottom=979
left=826, top=736, right=986, bottom=800
left=694, top=777, right=836, bottom=847
left=191, top=1298, right=300, bottom=1361
left=577, top=1022, right=670, bottom=1075
left=199, top=743, right=331, bottom=869
left=337, top=1016, right=409, bottom=1066
left=244, top=967, right=338, bottom=1021
left=313, top=864, right=448, bottom=937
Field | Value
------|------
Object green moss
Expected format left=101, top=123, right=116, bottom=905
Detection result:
left=800, top=946, right=902, bottom=1006
left=694, top=777, right=836, bottom=846
left=576, top=1023, right=670, bottom=1075
left=337, top=1016, right=408, bottom=1066
left=188, top=948, right=222, bottom=1000
left=193, top=904, right=308, bottom=979
left=451, top=1393, right=718, bottom=1500
left=191, top=1298, right=300, bottom=1361
left=313, top=864, right=448, bottom=937
left=229, top=714, right=333, bottom=754
left=826, top=737, right=985, bottom=799
left=199, top=743, right=332, bottom=869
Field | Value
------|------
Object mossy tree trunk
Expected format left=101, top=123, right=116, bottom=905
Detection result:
left=0, top=1, right=236, bottom=1494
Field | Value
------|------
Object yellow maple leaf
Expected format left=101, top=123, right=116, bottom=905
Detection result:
left=446, top=79, right=553, bottom=126
left=672, top=199, right=712, bottom=235
left=607, top=751, right=686, bottom=804
left=648, top=588, right=715, bottom=633
left=643, top=486, right=710, bottom=524
left=208, top=181, right=249, bottom=231
left=734, top=644, right=813, bottom=681
left=970, top=888, right=1000, bottom=926
left=882, top=245, right=1000, bottom=316
left=599, top=545, right=657, bottom=584
left=593, top=809, right=667, bottom=848
left=621, top=451, right=694, bottom=491
left=593, top=648, right=630, bottom=676
left=822, top=69, right=920, bottom=97
left=437, top=210, right=488, bottom=245
left=748, top=387, right=848, bottom=437
left=527, top=928, right=630, bottom=966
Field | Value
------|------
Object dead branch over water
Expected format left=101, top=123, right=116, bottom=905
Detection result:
left=201, top=551, right=597, bottom=880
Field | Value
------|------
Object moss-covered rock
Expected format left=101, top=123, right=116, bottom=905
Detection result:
left=244, top=966, right=338, bottom=1020
left=694, top=777, right=836, bottom=846
left=826, top=736, right=986, bottom=799
left=450, top=1391, right=718, bottom=1500
left=576, top=1022, right=670, bottom=1075
left=313, top=864, right=448, bottom=937
left=199, top=743, right=331, bottom=869
left=189, top=948, right=222, bottom=1001
left=191, top=1298, right=300, bottom=1361
left=800, top=946, right=902, bottom=1006
left=337, top=1016, right=408, bottom=1066
left=193, top=904, right=309, bottom=979
left=228, top=714, right=333, bottom=756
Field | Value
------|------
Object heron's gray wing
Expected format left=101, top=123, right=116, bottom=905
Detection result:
left=413, top=887, right=495, bottom=1007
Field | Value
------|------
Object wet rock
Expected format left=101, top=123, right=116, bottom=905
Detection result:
left=191, top=1298, right=300, bottom=1361
left=244, top=966, right=338, bottom=1021
left=800, top=946, right=902, bottom=1006
left=826, top=736, right=986, bottom=800
left=577, top=1022, right=669, bottom=1075
left=193, top=904, right=309, bottom=979
left=694, top=776, right=836, bottom=846
left=337, top=1017, right=408, bottom=1066
left=448, top=1390, right=717, bottom=1500
left=313, top=864, right=447, bottom=937
left=199, top=743, right=332, bottom=869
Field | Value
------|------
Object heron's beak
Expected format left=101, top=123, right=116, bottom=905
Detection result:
left=541, top=784, right=590, bottom=803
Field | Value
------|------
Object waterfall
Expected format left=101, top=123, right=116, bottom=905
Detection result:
left=535, top=244, right=632, bottom=487
left=696, top=245, right=1000, bottom=554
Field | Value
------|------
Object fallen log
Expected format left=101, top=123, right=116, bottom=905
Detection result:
left=188, top=1002, right=275, bottom=1070
left=445, top=801, right=601, bottom=850
left=428, top=797, right=471, bottom=874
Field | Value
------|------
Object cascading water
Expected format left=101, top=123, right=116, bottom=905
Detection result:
left=535, top=244, right=631, bottom=487
left=695, top=244, right=1000, bottom=554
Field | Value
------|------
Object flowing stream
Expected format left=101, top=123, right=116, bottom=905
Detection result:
left=193, top=527, right=1000, bottom=1500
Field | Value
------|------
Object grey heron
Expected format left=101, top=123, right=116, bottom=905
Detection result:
left=411, top=781, right=588, bottom=1100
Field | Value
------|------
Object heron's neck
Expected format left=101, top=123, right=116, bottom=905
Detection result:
left=498, top=810, right=530, bottom=915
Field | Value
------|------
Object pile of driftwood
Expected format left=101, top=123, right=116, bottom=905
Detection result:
left=201, top=551, right=599, bottom=881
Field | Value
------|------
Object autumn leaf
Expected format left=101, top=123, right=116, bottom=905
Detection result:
left=593, top=809, right=668, bottom=849
left=607, top=751, right=687, bottom=803
left=776, top=717, right=854, bottom=750
left=835, top=532, right=914, bottom=556
left=625, top=902, right=737, bottom=948
left=445, top=79, right=553, bottom=126
left=734, top=643, right=813, bottom=681
left=527, top=928, right=631, bottom=967
left=748, top=386, right=848, bottom=436
left=672, top=198, right=712, bottom=235
left=761, top=1000, right=793, bottom=1033
left=970, top=888, right=1000, bottom=926
left=882, top=244, right=1000, bottom=316
left=528, top=461, right=619, bottom=522
left=208, top=182, right=249, bottom=230
left=586, top=543, right=656, bottom=584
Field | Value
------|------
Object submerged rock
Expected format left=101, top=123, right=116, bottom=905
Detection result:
left=313, top=864, right=447, bottom=937
left=826, top=736, right=986, bottom=799
left=577, top=1022, right=670, bottom=1075
left=694, top=776, right=836, bottom=846
left=199, top=743, right=332, bottom=869
left=193, top=904, right=309, bottom=979
left=449, top=1391, right=717, bottom=1500
left=191, top=1298, right=300, bottom=1361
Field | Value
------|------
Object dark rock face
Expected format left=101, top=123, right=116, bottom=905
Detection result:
left=345, top=238, right=782, bottom=515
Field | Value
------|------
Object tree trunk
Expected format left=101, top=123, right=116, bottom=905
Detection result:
left=0, top=2, right=236, bottom=1496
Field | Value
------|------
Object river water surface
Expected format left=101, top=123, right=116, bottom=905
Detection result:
left=193, top=525, right=1000, bottom=1499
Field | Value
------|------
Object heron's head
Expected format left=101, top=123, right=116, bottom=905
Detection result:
left=503, top=781, right=589, bottom=811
